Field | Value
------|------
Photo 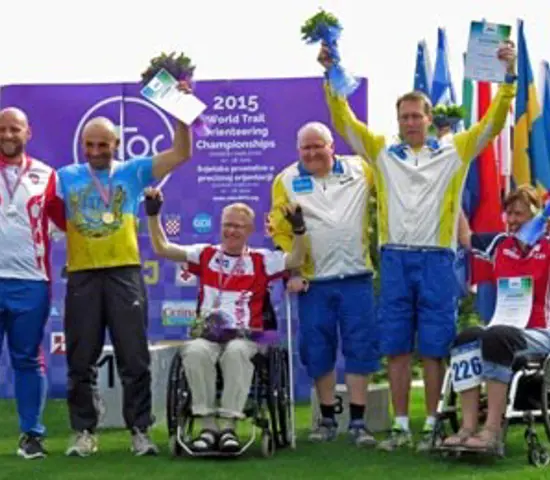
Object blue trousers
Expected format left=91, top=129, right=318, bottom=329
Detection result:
left=298, top=274, right=379, bottom=379
left=0, top=279, right=49, bottom=436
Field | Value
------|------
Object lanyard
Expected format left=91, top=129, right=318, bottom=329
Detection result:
left=215, top=248, right=247, bottom=306
left=87, top=162, right=114, bottom=207
left=0, top=154, right=30, bottom=204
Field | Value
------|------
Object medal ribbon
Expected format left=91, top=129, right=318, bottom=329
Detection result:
left=0, top=154, right=30, bottom=205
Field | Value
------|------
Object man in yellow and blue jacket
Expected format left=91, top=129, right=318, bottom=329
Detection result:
left=270, top=121, right=379, bottom=447
left=318, top=41, right=517, bottom=451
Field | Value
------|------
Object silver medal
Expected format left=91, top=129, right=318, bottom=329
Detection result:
left=6, top=203, right=17, bottom=216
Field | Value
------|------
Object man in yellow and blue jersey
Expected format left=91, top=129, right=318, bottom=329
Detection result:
left=270, top=121, right=379, bottom=447
left=57, top=81, right=193, bottom=457
left=318, top=41, right=517, bottom=451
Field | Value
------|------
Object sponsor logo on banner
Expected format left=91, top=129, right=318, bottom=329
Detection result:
left=192, top=213, right=212, bottom=234
left=164, top=214, right=181, bottom=237
left=175, top=263, right=197, bottom=286
left=143, top=260, right=159, bottom=285
left=161, top=300, right=196, bottom=326
left=50, top=332, right=66, bottom=354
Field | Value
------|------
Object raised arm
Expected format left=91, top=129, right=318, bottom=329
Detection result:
left=318, top=45, right=385, bottom=163
left=453, top=42, right=517, bottom=163
left=151, top=81, right=193, bottom=179
left=144, top=188, right=189, bottom=261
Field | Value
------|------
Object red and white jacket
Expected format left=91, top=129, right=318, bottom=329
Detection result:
left=0, top=155, right=66, bottom=281
left=185, top=244, right=287, bottom=331
left=473, top=233, right=550, bottom=329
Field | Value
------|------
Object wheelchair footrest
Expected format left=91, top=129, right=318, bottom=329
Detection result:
left=183, top=449, right=244, bottom=458
left=431, top=443, right=502, bottom=457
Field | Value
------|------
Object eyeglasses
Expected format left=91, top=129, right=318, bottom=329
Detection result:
left=222, top=222, right=247, bottom=230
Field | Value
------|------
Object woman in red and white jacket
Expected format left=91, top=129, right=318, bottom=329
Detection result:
left=443, top=185, right=550, bottom=452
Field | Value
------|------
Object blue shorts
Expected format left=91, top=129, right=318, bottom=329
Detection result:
left=298, top=274, right=379, bottom=379
left=379, top=246, right=457, bottom=358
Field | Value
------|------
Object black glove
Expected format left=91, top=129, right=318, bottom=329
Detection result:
left=145, top=194, right=163, bottom=216
left=285, top=205, right=306, bottom=235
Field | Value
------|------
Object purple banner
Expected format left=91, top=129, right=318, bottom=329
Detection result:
left=0, top=77, right=368, bottom=401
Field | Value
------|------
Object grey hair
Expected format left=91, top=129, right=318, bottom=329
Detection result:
left=296, top=121, right=334, bottom=148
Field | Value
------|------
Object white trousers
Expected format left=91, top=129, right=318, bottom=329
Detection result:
left=181, top=338, right=258, bottom=418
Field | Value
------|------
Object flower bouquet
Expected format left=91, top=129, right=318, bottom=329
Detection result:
left=301, top=9, right=359, bottom=97
left=141, top=51, right=210, bottom=136
left=431, top=104, right=465, bottom=130
left=189, top=311, right=240, bottom=343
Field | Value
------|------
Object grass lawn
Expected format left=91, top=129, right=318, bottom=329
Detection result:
left=0, top=390, right=548, bottom=480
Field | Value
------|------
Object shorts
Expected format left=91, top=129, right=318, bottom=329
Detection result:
left=298, top=273, right=379, bottom=379
left=378, top=246, right=457, bottom=358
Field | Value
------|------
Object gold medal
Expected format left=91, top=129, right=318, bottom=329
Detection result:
left=102, top=212, right=115, bottom=224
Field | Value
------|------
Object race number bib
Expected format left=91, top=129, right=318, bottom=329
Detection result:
left=450, top=341, right=483, bottom=392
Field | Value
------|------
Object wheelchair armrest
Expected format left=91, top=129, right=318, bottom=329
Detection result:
left=511, top=353, right=548, bottom=371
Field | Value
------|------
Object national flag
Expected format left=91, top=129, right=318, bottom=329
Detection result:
left=431, top=27, right=456, bottom=106
left=462, top=73, right=505, bottom=323
left=414, top=39, right=433, bottom=96
left=164, top=214, right=181, bottom=237
left=513, top=19, right=550, bottom=190
left=540, top=60, right=550, bottom=166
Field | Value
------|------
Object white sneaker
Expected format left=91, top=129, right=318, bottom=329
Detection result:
left=65, top=430, right=98, bottom=457
left=131, top=428, right=159, bottom=456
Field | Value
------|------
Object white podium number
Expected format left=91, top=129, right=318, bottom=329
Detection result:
left=450, top=341, right=483, bottom=392
left=98, top=354, right=115, bottom=389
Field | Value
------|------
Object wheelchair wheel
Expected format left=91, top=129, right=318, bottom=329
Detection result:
left=540, top=356, right=550, bottom=442
left=166, top=351, right=191, bottom=456
left=264, top=348, right=280, bottom=446
left=261, top=430, right=275, bottom=458
left=276, top=349, right=292, bottom=448
left=528, top=444, right=550, bottom=467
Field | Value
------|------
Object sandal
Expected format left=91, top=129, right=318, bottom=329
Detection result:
left=442, top=428, right=475, bottom=447
left=190, top=429, right=218, bottom=452
left=462, top=427, right=501, bottom=453
left=219, top=429, right=240, bottom=453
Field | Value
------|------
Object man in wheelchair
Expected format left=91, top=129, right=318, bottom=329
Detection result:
left=440, top=185, right=550, bottom=453
left=144, top=187, right=306, bottom=453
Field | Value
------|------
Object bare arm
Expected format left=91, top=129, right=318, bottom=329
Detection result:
left=284, top=232, right=307, bottom=270
left=152, top=121, right=192, bottom=179
left=144, top=187, right=189, bottom=261
left=279, top=203, right=308, bottom=270
left=147, top=214, right=189, bottom=261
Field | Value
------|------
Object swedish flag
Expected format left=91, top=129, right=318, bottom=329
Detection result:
left=513, top=20, right=550, bottom=189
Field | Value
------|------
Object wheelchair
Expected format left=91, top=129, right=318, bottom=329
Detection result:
left=430, top=352, right=550, bottom=467
left=165, top=289, right=296, bottom=459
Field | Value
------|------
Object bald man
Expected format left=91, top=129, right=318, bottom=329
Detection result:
left=269, top=121, right=380, bottom=447
left=57, top=81, right=193, bottom=457
left=0, top=107, right=66, bottom=459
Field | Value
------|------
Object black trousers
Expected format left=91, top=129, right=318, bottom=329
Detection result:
left=64, top=266, right=152, bottom=432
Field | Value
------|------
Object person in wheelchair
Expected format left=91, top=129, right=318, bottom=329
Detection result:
left=144, top=187, right=306, bottom=454
left=442, top=185, right=550, bottom=452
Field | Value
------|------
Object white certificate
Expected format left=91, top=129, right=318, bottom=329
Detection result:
left=488, top=276, right=533, bottom=329
left=140, top=69, right=207, bottom=125
left=464, top=21, right=512, bottom=83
